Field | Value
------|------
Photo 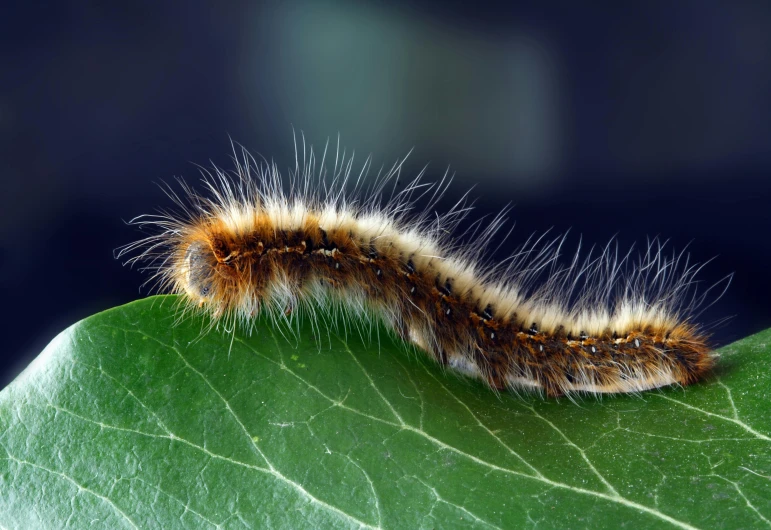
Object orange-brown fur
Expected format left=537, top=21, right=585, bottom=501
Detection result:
left=120, top=143, right=721, bottom=397
left=174, top=214, right=712, bottom=397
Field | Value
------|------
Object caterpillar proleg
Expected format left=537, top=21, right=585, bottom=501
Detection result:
left=119, top=138, right=728, bottom=398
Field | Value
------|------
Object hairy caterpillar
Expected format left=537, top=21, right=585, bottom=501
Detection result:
left=118, top=138, right=727, bottom=398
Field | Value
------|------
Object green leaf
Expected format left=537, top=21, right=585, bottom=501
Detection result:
left=1, top=296, right=769, bottom=529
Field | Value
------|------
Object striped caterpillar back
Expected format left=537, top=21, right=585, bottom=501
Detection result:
left=119, top=141, right=725, bottom=397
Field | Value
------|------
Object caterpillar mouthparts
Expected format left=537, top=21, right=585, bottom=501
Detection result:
left=118, top=138, right=728, bottom=398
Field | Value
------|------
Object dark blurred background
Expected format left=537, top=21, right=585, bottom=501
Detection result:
left=2, top=1, right=770, bottom=387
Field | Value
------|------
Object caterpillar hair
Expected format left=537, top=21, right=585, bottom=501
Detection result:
left=117, top=138, right=730, bottom=398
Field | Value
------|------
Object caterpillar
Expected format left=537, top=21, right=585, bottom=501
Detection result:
left=118, top=138, right=727, bottom=398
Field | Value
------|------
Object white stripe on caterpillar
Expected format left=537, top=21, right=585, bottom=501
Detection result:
left=118, top=137, right=729, bottom=397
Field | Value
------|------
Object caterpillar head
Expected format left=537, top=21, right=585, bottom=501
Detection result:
left=180, top=240, right=217, bottom=304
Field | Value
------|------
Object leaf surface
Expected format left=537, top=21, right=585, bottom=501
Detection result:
left=1, top=296, right=770, bottom=529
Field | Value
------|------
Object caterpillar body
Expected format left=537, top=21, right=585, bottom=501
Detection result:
left=120, top=139, right=724, bottom=398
